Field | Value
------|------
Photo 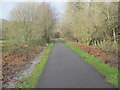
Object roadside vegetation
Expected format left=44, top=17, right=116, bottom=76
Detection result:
left=61, top=39, right=119, bottom=87
left=1, top=2, right=57, bottom=86
left=16, top=42, right=54, bottom=88
left=59, top=2, right=119, bottom=68
left=2, top=2, right=57, bottom=49
left=1, top=1, right=119, bottom=88
left=58, top=2, right=119, bottom=87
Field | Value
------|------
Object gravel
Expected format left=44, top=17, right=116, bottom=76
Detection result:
left=2, top=53, right=41, bottom=88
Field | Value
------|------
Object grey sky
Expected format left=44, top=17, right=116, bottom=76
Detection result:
left=0, top=2, right=66, bottom=19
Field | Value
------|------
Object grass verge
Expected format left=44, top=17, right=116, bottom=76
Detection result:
left=60, top=39, right=119, bottom=88
left=16, top=42, right=54, bottom=88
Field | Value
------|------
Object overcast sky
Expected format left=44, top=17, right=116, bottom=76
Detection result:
left=0, top=0, right=118, bottom=19
left=0, top=2, right=66, bottom=20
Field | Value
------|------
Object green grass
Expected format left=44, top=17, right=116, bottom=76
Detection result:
left=60, top=39, right=119, bottom=88
left=0, top=40, right=6, bottom=44
left=0, top=40, right=3, bottom=43
left=1, top=40, right=8, bottom=52
left=16, top=42, right=54, bottom=88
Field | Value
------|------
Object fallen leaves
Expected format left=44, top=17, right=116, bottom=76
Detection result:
left=2, top=45, right=42, bottom=85
left=71, top=42, right=118, bottom=68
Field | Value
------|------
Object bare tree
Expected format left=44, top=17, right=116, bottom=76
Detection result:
left=6, top=2, right=57, bottom=47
